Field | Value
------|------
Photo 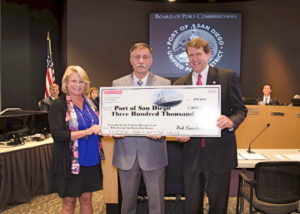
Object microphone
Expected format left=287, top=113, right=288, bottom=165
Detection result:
left=247, top=123, right=271, bottom=153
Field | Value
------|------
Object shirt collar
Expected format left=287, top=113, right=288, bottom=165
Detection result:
left=50, top=96, right=57, bottom=100
left=133, top=73, right=149, bottom=86
left=192, top=65, right=209, bottom=85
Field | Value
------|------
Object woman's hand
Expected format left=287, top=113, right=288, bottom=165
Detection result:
left=71, top=125, right=101, bottom=141
left=113, top=135, right=126, bottom=138
left=88, top=125, right=101, bottom=135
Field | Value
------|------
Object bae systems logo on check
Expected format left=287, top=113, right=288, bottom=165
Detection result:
left=166, top=24, right=224, bottom=72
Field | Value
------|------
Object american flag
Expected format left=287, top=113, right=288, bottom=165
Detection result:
left=44, top=32, right=55, bottom=98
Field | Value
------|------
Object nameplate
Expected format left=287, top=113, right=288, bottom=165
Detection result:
left=271, top=112, right=285, bottom=116
left=247, top=108, right=260, bottom=115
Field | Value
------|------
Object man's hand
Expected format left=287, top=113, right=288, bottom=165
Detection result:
left=147, top=135, right=162, bottom=140
left=217, top=115, right=234, bottom=130
left=175, top=136, right=190, bottom=143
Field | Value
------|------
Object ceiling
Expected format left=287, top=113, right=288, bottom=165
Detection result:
left=136, top=0, right=254, bottom=3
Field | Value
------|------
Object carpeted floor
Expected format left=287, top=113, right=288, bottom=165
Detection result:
left=0, top=191, right=106, bottom=214
left=0, top=190, right=241, bottom=214
left=1, top=191, right=298, bottom=214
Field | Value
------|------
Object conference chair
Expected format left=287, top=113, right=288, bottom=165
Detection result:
left=236, top=161, right=300, bottom=214
left=38, top=101, right=43, bottom=110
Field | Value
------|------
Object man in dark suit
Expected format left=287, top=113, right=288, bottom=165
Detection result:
left=258, top=84, right=280, bottom=105
left=173, top=38, right=248, bottom=214
left=38, top=83, right=59, bottom=111
left=112, top=43, right=171, bottom=214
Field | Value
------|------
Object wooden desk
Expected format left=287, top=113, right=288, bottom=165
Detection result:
left=0, top=138, right=53, bottom=211
left=237, top=149, right=300, bottom=168
left=101, top=137, right=118, bottom=204
left=102, top=106, right=300, bottom=210
left=236, top=105, right=300, bottom=149
left=0, top=137, right=53, bottom=154
left=102, top=137, right=300, bottom=208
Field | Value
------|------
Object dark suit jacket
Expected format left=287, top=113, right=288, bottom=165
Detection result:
left=39, top=97, right=54, bottom=111
left=173, top=67, right=248, bottom=173
left=258, top=97, right=280, bottom=105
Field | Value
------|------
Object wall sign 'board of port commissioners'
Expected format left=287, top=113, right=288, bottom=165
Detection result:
left=100, top=85, right=221, bottom=137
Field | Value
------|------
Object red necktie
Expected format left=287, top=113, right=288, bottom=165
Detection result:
left=196, top=74, right=203, bottom=85
left=196, top=74, right=206, bottom=148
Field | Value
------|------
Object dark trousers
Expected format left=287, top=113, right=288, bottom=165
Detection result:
left=184, top=170, right=231, bottom=214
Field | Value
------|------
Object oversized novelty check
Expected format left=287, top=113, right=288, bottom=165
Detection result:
left=100, top=85, right=221, bottom=137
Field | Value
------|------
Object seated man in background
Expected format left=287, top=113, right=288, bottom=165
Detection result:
left=291, top=93, right=300, bottom=106
left=38, top=83, right=60, bottom=111
left=258, top=84, right=280, bottom=105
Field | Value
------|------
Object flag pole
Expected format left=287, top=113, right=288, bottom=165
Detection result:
left=44, top=31, right=55, bottom=98
left=47, top=31, right=52, bottom=56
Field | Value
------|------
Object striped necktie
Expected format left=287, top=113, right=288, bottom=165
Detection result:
left=137, top=79, right=143, bottom=86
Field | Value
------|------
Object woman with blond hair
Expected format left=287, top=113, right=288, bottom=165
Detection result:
left=49, top=65, right=103, bottom=214
left=87, top=87, right=99, bottom=110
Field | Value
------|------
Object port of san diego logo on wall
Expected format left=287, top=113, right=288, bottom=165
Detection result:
left=149, top=13, right=242, bottom=78
left=166, top=23, right=224, bottom=72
